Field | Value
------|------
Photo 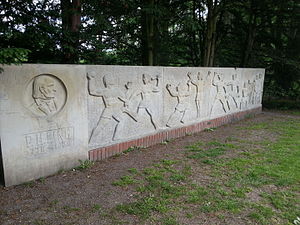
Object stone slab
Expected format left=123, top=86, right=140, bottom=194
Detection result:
left=86, top=65, right=164, bottom=148
left=0, top=64, right=264, bottom=186
left=87, top=66, right=265, bottom=149
left=0, top=64, right=88, bottom=186
left=163, top=67, right=264, bottom=127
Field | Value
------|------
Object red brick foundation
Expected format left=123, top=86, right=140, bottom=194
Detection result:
left=88, top=107, right=262, bottom=161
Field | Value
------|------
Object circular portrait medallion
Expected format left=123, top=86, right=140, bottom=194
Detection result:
left=24, top=74, right=67, bottom=117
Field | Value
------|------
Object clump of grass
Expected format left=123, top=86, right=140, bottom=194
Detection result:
left=76, top=159, right=94, bottom=170
left=188, top=147, right=226, bottom=159
left=186, top=140, right=237, bottom=162
left=123, top=146, right=144, bottom=154
left=160, top=159, right=177, bottom=166
left=92, top=204, right=102, bottom=212
left=112, top=175, right=138, bottom=187
left=116, top=196, right=169, bottom=219
left=128, top=168, right=138, bottom=174
left=204, top=127, right=216, bottom=132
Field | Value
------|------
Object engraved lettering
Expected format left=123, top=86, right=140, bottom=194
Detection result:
left=24, top=127, right=74, bottom=156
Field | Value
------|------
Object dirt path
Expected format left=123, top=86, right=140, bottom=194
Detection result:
left=0, top=111, right=299, bottom=225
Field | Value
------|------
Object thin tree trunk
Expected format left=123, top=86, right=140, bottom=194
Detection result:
left=141, top=0, right=157, bottom=66
left=240, top=0, right=257, bottom=67
left=191, top=0, right=197, bottom=66
left=203, top=0, right=219, bottom=67
left=61, top=0, right=81, bottom=63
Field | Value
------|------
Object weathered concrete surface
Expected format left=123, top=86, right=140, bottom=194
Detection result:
left=163, top=67, right=264, bottom=125
left=0, top=64, right=264, bottom=186
left=87, top=66, right=264, bottom=149
left=0, top=64, right=88, bottom=186
left=87, top=66, right=164, bottom=148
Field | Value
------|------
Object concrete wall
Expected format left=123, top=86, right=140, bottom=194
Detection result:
left=87, top=66, right=264, bottom=150
left=0, top=65, right=88, bottom=186
left=0, top=64, right=264, bottom=186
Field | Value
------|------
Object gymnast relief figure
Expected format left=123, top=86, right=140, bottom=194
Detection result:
left=248, top=79, right=257, bottom=105
left=240, top=81, right=250, bottom=109
left=227, top=74, right=240, bottom=109
left=137, top=73, right=161, bottom=130
left=211, top=72, right=232, bottom=113
left=166, top=75, right=191, bottom=127
left=254, top=73, right=263, bottom=104
left=187, top=71, right=212, bottom=118
left=87, top=72, right=137, bottom=143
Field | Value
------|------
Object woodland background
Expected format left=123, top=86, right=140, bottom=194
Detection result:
left=0, top=0, right=299, bottom=105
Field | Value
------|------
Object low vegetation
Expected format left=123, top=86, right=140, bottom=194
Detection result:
left=109, top=113, right=300, bottom=224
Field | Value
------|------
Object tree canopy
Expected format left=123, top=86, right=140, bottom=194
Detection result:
left=1, top=0, right=299, bottom=98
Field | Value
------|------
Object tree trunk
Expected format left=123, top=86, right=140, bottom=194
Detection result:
left=141, top=0, right=157, bottom=66
left=61, top=0, right=81, bottom=63
left=202, top=0, right=219, bottom=67
left=240, top=0, right=257, bottom=67
left=191, top=0, right=198, bottom=66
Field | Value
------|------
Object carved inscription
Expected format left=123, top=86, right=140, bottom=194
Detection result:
left=24, top=127, right=74, bottom=156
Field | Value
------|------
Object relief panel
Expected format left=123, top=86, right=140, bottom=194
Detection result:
left=0, top=64, right=88, bottom=186
left=0, top=64, right=264, bottom=186
left=87, top=66, right=163, bottom=148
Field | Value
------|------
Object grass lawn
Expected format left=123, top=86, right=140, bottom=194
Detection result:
left=110, top=114, right=300, bottom=225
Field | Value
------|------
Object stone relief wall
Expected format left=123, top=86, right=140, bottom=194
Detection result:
left=0, top=64, right=264, bottom=186
left=87, top=66, right=264, bottom=149
left=0, top=64, right=88, bottom=186
left=87, top=66, right=164, bottom=148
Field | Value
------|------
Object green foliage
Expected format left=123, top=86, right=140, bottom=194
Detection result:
left=112, top=175, right=138, bottom=187
left=0, top=48, right=30, bottom=64
left=76, top=159, right=94, bottom=170
left=0, top=48, right=30, bottom=72
left=123, top=146, right=144, bottom=154
left=92, top=204, right=102, bottom=212
left=263, top=99, right=300, bottom=110
left=186, top=140, right=236, bottom=161
left=0, top=0, right=299, bottom=98
left=111, top=112, right=300, bottom=224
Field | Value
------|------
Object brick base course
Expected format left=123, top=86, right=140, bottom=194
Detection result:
left=88, top=107, right=262, bottom=161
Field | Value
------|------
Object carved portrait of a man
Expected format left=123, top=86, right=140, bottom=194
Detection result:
left=32, top=75, right=57, bottom=115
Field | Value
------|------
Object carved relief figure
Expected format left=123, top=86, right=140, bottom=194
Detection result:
left=212, top=72, right=232, bottom=113
left=255, top=73, right=263, bottom=104
left=187, top=71, right=212, bottom=118
left=166, top=77, right=191, bottom=127
left=137, top=73, right=161, bottom=129
left=87, top=73, right=136, bottom=143
left=240, top=81, right=249, bottom=109
left=227, top=74, right=240, bottom=109
left=123, top=81, right=140, bottom=122
left=32, top=75, right=58, bottom=115
left=248, top=79, right=256, bottom=105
